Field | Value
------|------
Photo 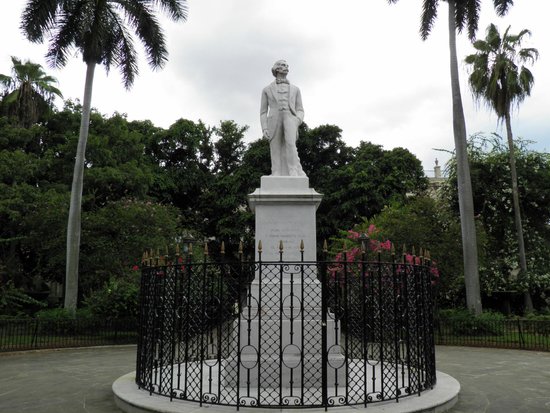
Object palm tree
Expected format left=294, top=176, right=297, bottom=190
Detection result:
left=388, top=0, right=514, bottom=315
left=465, top=24, right=538, bottom=312
left=21, top=0, right=188, bottom=315
left=0, top=56, right=62, bottom=127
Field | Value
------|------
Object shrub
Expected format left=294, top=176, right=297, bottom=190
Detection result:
left=83, top=276, right=139, bottom=320
left=35, top=308, right=75, bottom=335
left=437, top=308, right=505, bottom=336
left=0, top=281, right=46, bottom=317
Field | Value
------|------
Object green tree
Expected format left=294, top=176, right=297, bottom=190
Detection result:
left=465, top=24, right=539, bottom=311
left=146, top=118, right=213, bottom=231
left=0, top=107, right=189, bottom=305
left=442, top=135, right=550, bottom=312
left=80, top=198, right=182, bottom=293
left=331, top=196, right=467, bottom=308
left=297, top=123, right=353, bottom=185
left=387, top=0, right=514, bottom=314
left=202, top=121, right=250, bottom=248
left=212, top=121, right=247, bottom=175
left=0, top=56, right=62, bottom=127
left=317, top=141, right=427, bottom=244
left=21, top=0, right=188, bottom=314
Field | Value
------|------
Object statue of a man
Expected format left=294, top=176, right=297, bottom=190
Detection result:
left=260, top=60, right=306, bottom=176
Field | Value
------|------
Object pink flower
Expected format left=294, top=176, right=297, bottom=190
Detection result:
left=132, top=265, right=139, bottom=271
left=369, top=240, right=379, bottom=252
left=367, top=224, right=378, bottom=236
left=347, top=230, right=360, bottom=240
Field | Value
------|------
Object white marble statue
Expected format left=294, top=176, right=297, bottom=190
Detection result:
left=260, top=60, right=306, bottom=176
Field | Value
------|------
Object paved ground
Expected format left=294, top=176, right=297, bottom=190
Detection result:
left=0, top=345, right=549, bottom=413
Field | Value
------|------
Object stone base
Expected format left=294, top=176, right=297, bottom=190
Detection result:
left=113, top=368, right=460, bottom=413
left=248, top=176, right=322, bottom=262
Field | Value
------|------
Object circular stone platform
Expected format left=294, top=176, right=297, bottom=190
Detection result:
left=113, top=370, right=460, bottom=413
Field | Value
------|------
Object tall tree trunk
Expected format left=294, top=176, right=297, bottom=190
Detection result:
left=447, top=1, right=482, bottom=315
left=64, top=62, right=96, bottom=316
left=504, top=110, right=534, bottom=313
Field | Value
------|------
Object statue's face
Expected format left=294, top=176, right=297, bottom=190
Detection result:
left=274, top=60, right=289, bottom=75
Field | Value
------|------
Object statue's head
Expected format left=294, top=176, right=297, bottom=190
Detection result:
left=271, top=60, right=289, bottom=77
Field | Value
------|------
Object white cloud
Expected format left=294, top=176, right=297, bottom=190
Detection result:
left=0, top=0, right=548, bottom=175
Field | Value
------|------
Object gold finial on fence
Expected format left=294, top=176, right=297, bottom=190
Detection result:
left=412, top=246, right=416, bottom=257
left=323, top=240, right=328, bottom=253
left=204, top=242, right=209, bottom=256
left=300, top=240, right=304, bottom=252
left=258, top=240, right=263, bottom=253
left=141, top=251, right=147, bottom=266
left=426, top=250, right=431, bottom=260
left=188, top=242, right=193, bottom=256
left=221, top=241, right=225, bottom=255
left=419, top=247, right=424, bottom=258
left=238, top=240, right=244, bottom=255
left=279, top=240, right=284, bottom=252
left=402, top=244, right=407, bottom=256
left=175, top=243, right=180, bottom=257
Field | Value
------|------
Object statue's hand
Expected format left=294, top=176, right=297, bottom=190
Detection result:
left=262, top=129, right=270, bottom=140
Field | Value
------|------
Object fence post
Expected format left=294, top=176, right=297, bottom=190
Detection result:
left=517, top=319, right=525, bottom=349
left=321, top=240, right=328, bottom=410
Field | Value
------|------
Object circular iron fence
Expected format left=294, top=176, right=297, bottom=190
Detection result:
left=136, top=249, right=436, bottom=408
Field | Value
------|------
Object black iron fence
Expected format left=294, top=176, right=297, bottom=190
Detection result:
left=136, top=249, right=437, bottom=408
left=435, top=318, right=550, bottom=351
left=0, top=317, right=137, bottom=352
left=1, top=315, right=547, bottom=354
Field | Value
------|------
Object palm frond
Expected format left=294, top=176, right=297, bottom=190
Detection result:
left=420, top=0, right=439, bottom=40
left=103, top=9, right=138, bottom=88
left=0, top=74, right=14, bottom=89
left=466, top=0, right=481, bottom=40
left=465, top=22, right=538, bottom=120
left=45, top=2, right=87, bottom=68
left=119, top=0, right=168, bottom=69
left=518, top=48, right=539, bottom=64
left=150, top=0, right=188, bottom=21
left=20, top=0, right=59, bottom=42
left=21, top=0, right=187, bottom=87
left=492, top=0, right=514, bottom=16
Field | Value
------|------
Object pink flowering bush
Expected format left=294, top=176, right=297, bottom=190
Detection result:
left=329, top=224, right=439, bottom=284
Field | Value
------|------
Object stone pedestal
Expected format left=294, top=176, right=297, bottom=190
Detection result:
left=248, top=176, right=322, bottom=261
left=238, top=176, right=342, bottom=388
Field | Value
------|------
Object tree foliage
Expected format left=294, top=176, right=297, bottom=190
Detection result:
left=442, top=134, right=550, bottom=310
left=386, top=0, right=517, bottom=314
left=0, top=101, right=430, bottom=313
left=465, top=23, right=539, bottom=311
left=465, top=23, right=538, bottom=119
left=0, top=56, right=62, bottom=127
left=21, top=0, right=188, bottom=314
left=0, top=105, right=182, bottom=309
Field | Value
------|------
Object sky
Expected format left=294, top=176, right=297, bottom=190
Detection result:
left=1, top=1, right=548, bottom=176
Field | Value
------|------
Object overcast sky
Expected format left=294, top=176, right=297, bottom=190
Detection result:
left=1, top=1, right=548, bottom=175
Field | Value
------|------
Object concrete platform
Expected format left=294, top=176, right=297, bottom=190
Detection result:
left=2, top=346, right=549, bottom=412
left=113, top=369, right=460, bottom=413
